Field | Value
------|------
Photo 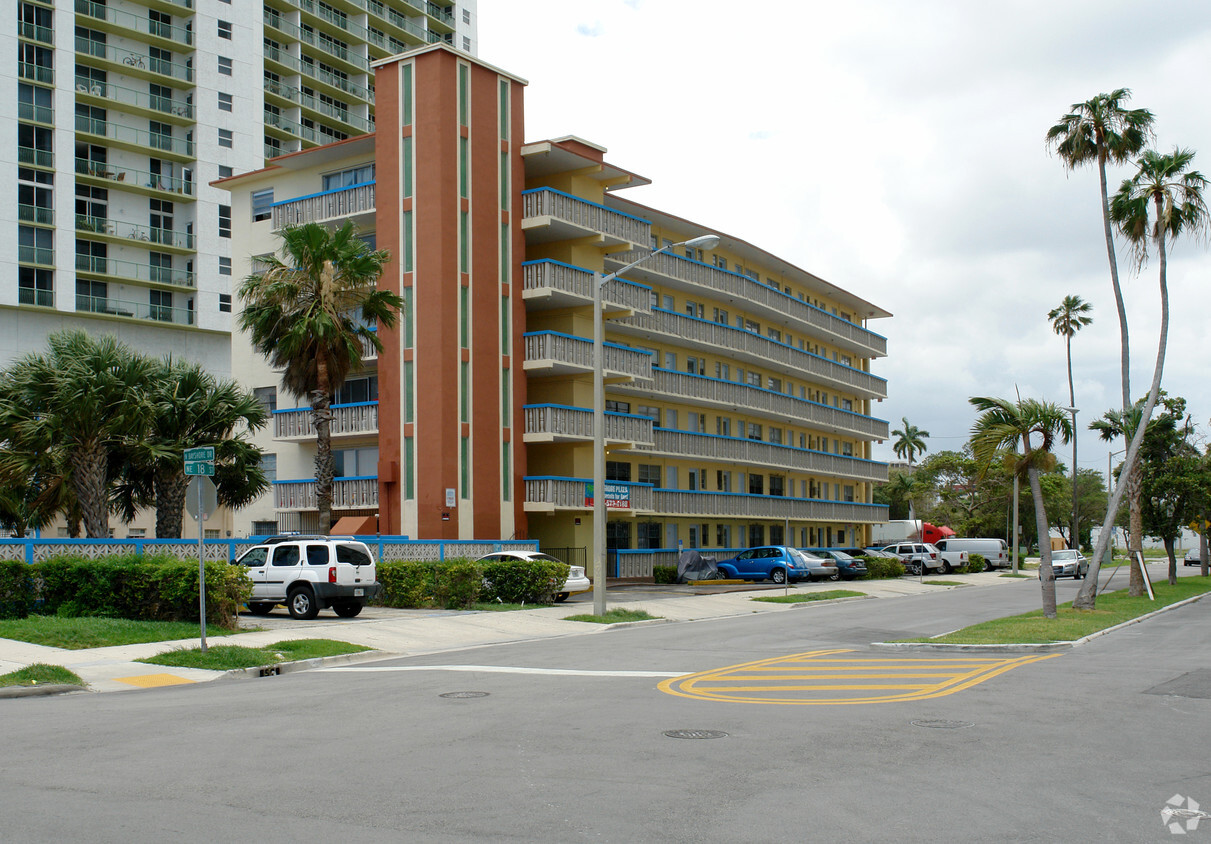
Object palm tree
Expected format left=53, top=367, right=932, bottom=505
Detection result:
left=1076, top=147, right=1210, bottom=609
left=0, top=331, right=156, bottom=537
left=970, top=396, right=1073, bottom=618
left=1046, top=90, right=1153, bottom=412
left=892, top=418, right=930, bottom=466
left=1048, top=294, right=1093, bottom=549
left=238, top=221, right=402, bottom=533
left=113, top=358, right=271, bottom=538
left=1090, top=404, right=1146, bottom=596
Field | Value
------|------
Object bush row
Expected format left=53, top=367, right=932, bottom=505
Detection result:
left=17, top=554, right=250, bottom=626
left=375, top=557, right=569, bottom=609
left=0, top=560, right=35, bottom=619
left=967, top=553, right=987, bottom=573
left=860, top=556, right=906, bottom=579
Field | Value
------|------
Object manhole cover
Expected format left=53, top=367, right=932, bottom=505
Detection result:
left=910, top=719, right=974, bottom=730
left=664, top=729, right=728, bottom=740
left=439, top=691, right=490, bottom=699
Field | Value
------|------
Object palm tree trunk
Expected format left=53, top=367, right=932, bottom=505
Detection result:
left=313, top=359, right=334, bottom=534
left=1025, top=434, right=1057, bottom=619
left=1098, top=152, right=1131, bottom=412
left=1066, top=334, right=1078, bottom=550
left=70, top=440, right=109, bottom=538
left=1076, top=197, right=1171, bottom=610
left=1126, top=461, right=1145, bottom=597
left=154, top=466, right=190, bottom=539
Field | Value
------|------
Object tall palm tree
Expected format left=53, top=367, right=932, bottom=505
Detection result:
left=892, top=418, right=930, bottom=467
left=1048, top=294, right=1093, bottom=549
left=1076, top=147, right=1210, bottom=609
left=0, top=331, right=156, bottom=537
left=1089, top=404, right=1145, bottom=596
left=238, top=221, right=402, bottom=533
left=113, top=358, right=271, bottom=538
left=970, top=396, right=1072, bottom=618
left=1046, top=90, right=1153, bottom=412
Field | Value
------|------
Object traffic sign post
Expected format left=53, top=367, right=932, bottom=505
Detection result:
left=184, top=447, right=215, bottom=652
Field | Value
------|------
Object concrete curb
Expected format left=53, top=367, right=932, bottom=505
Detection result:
left=219, top=647, right=396, bottom=681
left=0, top=683, right=89, bottom=699
left=871, top=591, right=1209, bottom=652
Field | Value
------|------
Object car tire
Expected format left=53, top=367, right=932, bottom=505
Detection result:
left=940, top=561, right=952, bottom=575
left=828, top=572, right=840, bottom=582
left=770, top=568, right=786, bottom=585
left=248, top=602, right=275, bottom=616
left=333, top=601, right=363, bottom=618
left=555, top=592, right=569, bottom=602
left=910, top=562, right=922, bottom=576
left=287, top=587, right=319, bottom=620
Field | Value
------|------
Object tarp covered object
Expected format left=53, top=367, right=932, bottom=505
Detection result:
left=677, top=549, right=719, bottom=583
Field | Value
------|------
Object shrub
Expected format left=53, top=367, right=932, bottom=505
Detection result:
left=862, top=557, right=905, bottom=579
left=653, top=565, right=678, bottom=584
left=0, top=560, right=35, bottom=619
left=966, top=553, right=987, bottom=573
left=432, top=558, right=483, bottom=609
left=481, top=557, right=567, bottom=605
left=376, top=560, right=434, bottom=608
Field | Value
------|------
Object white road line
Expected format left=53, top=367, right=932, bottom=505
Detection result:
left=319, top=664, right=686, bottom=678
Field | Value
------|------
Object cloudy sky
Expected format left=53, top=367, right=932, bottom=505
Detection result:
left=479, top=0, right=1211, bottom=477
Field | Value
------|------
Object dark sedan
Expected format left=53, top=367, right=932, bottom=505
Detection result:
left=814, top=550, right=868, bottom=580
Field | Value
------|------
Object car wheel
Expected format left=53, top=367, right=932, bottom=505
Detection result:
left=940, top=561, right=952, bottom=575
left=828, top=571, right=840, bottom=582
left=770, top=567, right=786, bottom=584
left=910, top=563, right=922, bottom=576
left=248, top=602, right=275, bottom=616
left=555, top=592, right=569, bottom=602
left=287, top=587, right=319, bottom=620
left=333, top=601, right=363, bottom=618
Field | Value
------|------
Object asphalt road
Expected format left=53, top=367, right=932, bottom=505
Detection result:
left=2, top=575, right=1208, bottom=843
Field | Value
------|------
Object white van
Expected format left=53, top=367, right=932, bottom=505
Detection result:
left=933, top=538, right=1009, bottom=570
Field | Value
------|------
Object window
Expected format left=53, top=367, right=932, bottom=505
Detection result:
left=747, top=422, right=762, bottom=441
left=218, top=56, right=232, bottom=76
left=717, top=470, right=731, bottom=492
left=251, top=189, right=273, bottom=221
left=253, top=386, right=277, bottom=413
left=769, top=476, right=785, bottom=497
left=252, top=520, right=276, bottom=536
left=716, top=525, right=731, bottom=547
left=218, top=128, right=233, bottom=148
left=218, top=19, right=232, bottom=39
left=749, top=474, right=764, bottom=495
left=604, top=400, right=631, bottom=414
left=219, top=293, right=232, bottom=313
left=716, top=417, right=730, bottom=437
left=18, top=267, right=52, bottom=307
left=149, top=289, right=173, bottom=321
left=715, top=362, right=730, bottom=381
left=769, top=427, right=783, bottom=445
left=605, top=461, right=631, bottom=482
left=336, top=375, right=377, bottom=404
left=334, top=446, right=378, bottom=477
left=745, top=371, right=761, bottom=387
left=218, top=92, right=233, bottom=112
left=637, top=465, right=661, bottom=487
left=218, top=165, right=232, bottom=178
left=684, top=301, right=704, bottom=319
left=218, top=204, right=231, bottom=238
left=218, top=256, right=231, bottom=276
left=685, top=356, right=704, bottom=376
left=767, top=376, right=782, bottom=392
left=322, top=163, right=374, bottom=191
left=663, top=352, right=676, bottom=370
left=463, top=8, right=471, bottom=23
left=713, top=307, right=729, bottom=324
left=636, top=405, right=661, bottom=426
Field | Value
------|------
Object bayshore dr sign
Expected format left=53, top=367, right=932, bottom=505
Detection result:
left=184, top=446, right=215, bottom=477
left=584, top=482, right=631, bottom=509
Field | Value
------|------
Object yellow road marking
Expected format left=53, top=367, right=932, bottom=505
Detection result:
left=112, top=674, right=196, bottom=688
left=658, top=649, right=1061, bottom=705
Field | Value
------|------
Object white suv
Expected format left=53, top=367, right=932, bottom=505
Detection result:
left=234, top=535, right=379, bottom=619
left=880, top=542, right=945, bottom=576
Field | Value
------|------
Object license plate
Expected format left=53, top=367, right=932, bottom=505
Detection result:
left=354, top=588, right=364, bottom=597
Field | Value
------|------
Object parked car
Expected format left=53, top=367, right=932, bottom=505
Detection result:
left=880, top=543, right=944, bottom=576
left=233, top=535, right=379, bottom=619
left=1040, top=549, right=1088, bottom=579
left=476, top=550, right=590, bottom=602
left=1184, top=549, right=1204, bottom=567
left=716, top=546, right=836, bottom=584
left=934, top=537, right=1008, bottom=570
left=814, top=550, right=868, bottom=580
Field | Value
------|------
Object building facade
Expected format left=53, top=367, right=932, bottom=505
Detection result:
left=226, top=45, right=891, bottom=577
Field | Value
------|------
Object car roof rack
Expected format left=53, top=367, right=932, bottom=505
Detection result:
left=264, top=534, right=357, bottom=544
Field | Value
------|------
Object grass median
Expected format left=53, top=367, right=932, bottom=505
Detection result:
left=752, top=590, right=865, bottom=604
left=899, top=577, right=1211, bottom=644
left=563, top=608, right=658, bottom=624
left=138, top=638, right=372, bottom=670
left=0, top=616, right=245, bottom=650
left=0, top=663, right=85, bottom=688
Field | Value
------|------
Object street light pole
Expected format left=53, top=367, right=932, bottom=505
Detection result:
left=592, top=234, right=720, bottom=616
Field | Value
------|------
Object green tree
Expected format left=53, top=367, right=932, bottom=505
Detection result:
left=0, top=331, right=156, bottom=538
left=238, top=221, right=402, bottom=533
left=1048, top=294, right=1093, bottom=547
left=1046, top=90, right=1153, bottom=411
left=970, top=396, right=1072, bottom=618
left=892, top=418, right=930, bottom=467
left=1078, top=148, right=1211, bottom=608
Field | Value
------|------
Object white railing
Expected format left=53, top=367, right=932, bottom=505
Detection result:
left=524, top=477, right=655, bottom=512
left=524, top=405, right=655, bottom=447
left=523, top=332, right=653, bottom=384
left=274, top=477, right=379, bottom=510
left=274, top=403, right=379, bottom=439
left=522, top=188, right=650, bottom=246
left=273, top=183, right=375, bottom=229
left=521, top=260, right=651, bottom=314
left=653, top=490, right=887, bottom=522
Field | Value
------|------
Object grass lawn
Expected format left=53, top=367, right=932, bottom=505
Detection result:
left=752, top=590, right=865, bottom=604
left=0, top=663, right=85, bottom=688
left=138, top=638, right=372, bottom=670
left=0, top=616, right=244, bottom=650
left=563, top=608, right=658, bottom=624
left=923, top=580, right=966, bottom=587
left=1000, top=573, right=1032, bottom=579
left=898, top=577, right=1211, bottom=644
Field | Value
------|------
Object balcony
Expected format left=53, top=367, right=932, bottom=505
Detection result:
left=75, top=0, right=194, bottom=47
left=272, top=182, right=375, bottom=230
left=652, top=490, right=888, bottom=523
left=264, top=79, right=375, bottom=133
left=75, top=115, right=194, bottom=160
left=273, top=402, right=379, bottom=440
left=19, top=287, right=54, bottom=307
left=523, top=331, right=653, bottom=385
left=18, top=61, right=54, bottom=85
left=18, top=21, right=54, bottom=45
left=74, top=39, right=194, bottom=84
left=523, top=477, right=654, bottom=514
left=19, top=204, right=55, bottom=226
left=264, top=110, right=322, bottom=144
left=76, top=215, right=195, bottom=251
left=622, top=429, right=888, bottom=483
left=521, top=260, right=651, bottom=316
left=18, top=101, right=53, bottom=125
left=18, top=146, right=54, bottom=168
left=612, top=369, right=890, bottom=441
left=523, top=404, right=655, bottom=448
left=521, top=188, right=650, bottom=248
left=605, top=248, right=888, bottom=359
left=274, top=476, right=379, bottom=510
left=76, top=294, right=195, bottom=326
left=76, top=254, right=196, bottom=288
left=264, top=11, right=369, bottom=73
left=75, top=78, right=194, bottom=123
left=75, top=158, right=196, bottom=198
left=18, top=245, right=54, bottom=266
left=614, top=308, right=887, bottom=399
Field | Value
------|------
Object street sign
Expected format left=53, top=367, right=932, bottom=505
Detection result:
left=184, top=446, right=215, bottom=477
left=185, top=475, right=218, bottom=520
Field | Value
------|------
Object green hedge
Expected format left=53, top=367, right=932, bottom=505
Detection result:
left=375, top=557, right=568, bottom=608
left=861, top=557, right=906, bottom=579
left=32, top=554, right=250, bottom=627
left=0, top=560, right=35, bottom=619
left=967, top=553, right=987, bottom=573
left=480, top=558, right=567, bottom=604
left=653, top=565, right=678, bottom=584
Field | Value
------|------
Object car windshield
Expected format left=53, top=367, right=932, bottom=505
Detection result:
left=790, top=549, right=823, bottom=564
left=830, top=552, right=855, bottom=562
left=529, top=554, right=565, bottom=564
left=1052, top=550, right=1078, bottom=560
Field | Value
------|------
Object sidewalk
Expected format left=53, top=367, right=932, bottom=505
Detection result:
left=0, top=571, right=1020, bottom=695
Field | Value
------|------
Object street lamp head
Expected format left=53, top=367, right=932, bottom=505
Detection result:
left=678, top=234, right=721, bottom=250
left=1064, top=407, right=1079, bottom=414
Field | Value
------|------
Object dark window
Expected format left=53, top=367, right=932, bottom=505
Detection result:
left=219, top=293, right=232, bottom=313
left=270, top=545, right=300, bottom=566
left=305, top=544, right=328, bottom=565
left=251, top=189, right=273, bottom=222
left=748, top=474, right=764, bottom=495
left=218, top=204, right=231, bottom=238
left=218, top=19, right=232, bottom=39
left=605, top=461, right=631, bottom=482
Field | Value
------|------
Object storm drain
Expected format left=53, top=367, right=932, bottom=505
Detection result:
left=664, top=729, right=728, bottom=740
left=910, top=719, right=974, bottom=730
left=439, top=691, right=490, bottom=699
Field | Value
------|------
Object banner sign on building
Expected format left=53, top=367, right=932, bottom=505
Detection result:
left=584, top=482, right=631, bottom=509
